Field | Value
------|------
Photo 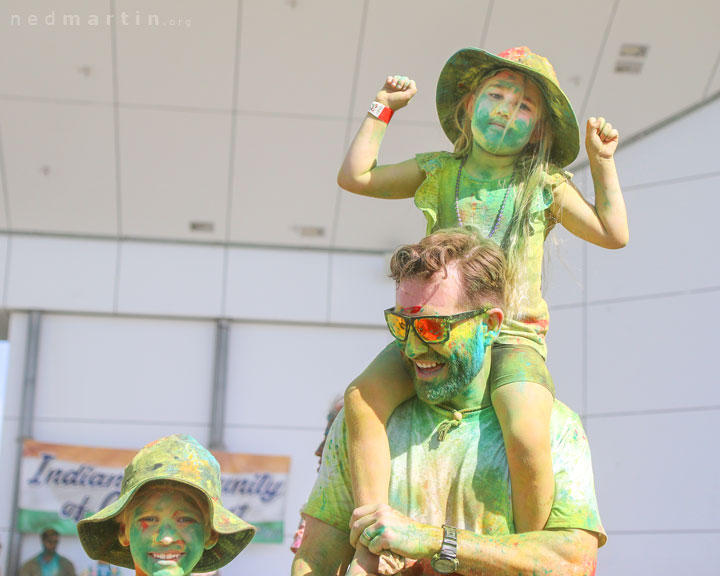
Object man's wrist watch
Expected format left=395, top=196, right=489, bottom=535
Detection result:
left=431, top=524, right=459, bottom=574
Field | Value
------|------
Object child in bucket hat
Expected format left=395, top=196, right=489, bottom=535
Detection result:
left=337, top=47, right=628, bottom=572
left=78, top=435, right=255, bottom=576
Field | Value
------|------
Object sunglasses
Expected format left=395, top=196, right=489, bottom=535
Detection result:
left=384, top=307, right=489, bottom=344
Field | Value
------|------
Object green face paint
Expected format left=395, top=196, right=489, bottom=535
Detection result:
left=127, top=489, right=208, bottom=576
left=470, top=70, right=539, bottom=157
left=403, top=317, right=490, bottom=406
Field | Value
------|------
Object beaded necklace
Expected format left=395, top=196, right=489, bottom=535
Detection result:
left=454, top=156, right=512, bottom=238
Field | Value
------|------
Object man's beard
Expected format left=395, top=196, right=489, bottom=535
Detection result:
left=411, top=331, right=487, bottom=405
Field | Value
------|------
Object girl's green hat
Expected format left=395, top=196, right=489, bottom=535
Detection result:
left=77, top=435, right=255, bottom=572
left=436, top=46, right=580, bottom=168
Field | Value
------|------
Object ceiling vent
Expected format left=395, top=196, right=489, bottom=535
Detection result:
left=189, top=221, right=214, bottom=232
left=615, top=43, right=649, bottom=74
left=293, top=225, right=325, bottom=238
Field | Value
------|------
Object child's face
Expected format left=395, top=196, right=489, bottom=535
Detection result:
left=120, top=487, right=212, bottom=576
left=470, top=70, right=542, bottom=157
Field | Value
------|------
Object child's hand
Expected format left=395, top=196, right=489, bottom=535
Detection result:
left=585, top=117, right=619, bottom=161
left=375, top=75, right=417, bottom=111
left=345, top=546, right=379, bottom=576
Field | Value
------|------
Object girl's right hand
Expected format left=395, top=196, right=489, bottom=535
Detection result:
left=376, top=76, right=417, bottom=111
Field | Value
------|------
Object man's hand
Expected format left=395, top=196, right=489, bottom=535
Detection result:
left=349, top=504, right=442, bottom=560
left=375, top=76, right=417, bottom=111
left=585, top=116, right=619, bottom=161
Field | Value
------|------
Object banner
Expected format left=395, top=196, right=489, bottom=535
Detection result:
left=18, top=440, right=290, bottom=543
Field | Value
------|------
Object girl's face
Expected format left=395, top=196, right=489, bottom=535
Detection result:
left=469, top=70, right=542, bottom=157
left=120, top=487, right=213, bottom=576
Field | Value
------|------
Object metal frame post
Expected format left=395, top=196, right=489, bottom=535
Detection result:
left=7, top=311, right=42, bottom=576
left=209, top=319, right=229, bottom=450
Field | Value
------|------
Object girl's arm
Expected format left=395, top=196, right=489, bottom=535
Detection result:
left=550, top=117, right=629, bottom=249
left=337, top=76, right=426, bottom=199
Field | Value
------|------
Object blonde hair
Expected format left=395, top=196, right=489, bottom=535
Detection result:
left=450, top=68, right=553, bottom=317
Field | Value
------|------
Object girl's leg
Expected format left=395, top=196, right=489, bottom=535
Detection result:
left=344, top=343, right=415, bottom=507
left=492, top=380, right=554, bottom=533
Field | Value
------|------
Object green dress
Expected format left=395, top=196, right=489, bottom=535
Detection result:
left=414, top=151, right=569, bottom=361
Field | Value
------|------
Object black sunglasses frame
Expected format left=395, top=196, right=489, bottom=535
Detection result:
left=384, top=307, right=489, bottom=344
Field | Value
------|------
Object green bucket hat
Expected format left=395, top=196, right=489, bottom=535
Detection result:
left=436, top=46, right=580, bottom=168
left=77, top=435, right=255, bottom=572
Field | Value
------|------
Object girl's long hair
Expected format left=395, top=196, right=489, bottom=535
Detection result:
left=450, top=69, right=553, bottom=318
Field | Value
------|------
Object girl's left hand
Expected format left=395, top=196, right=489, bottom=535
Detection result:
left=585, top=117, right=619, bottom=160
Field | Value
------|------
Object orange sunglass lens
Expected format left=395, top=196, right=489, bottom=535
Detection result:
left=387, top=314, right=408, bottom=340
left=414, top=318, right=446, bottom=342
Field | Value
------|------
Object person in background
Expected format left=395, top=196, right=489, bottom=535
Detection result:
left=19, top=529, right=76, bottom=576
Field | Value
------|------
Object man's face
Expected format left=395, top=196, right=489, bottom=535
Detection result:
left=394, top=265, right=493, bottom=406
left=42, top=533, right=59, bottom=555
left=122, top=488, right=210, bottom=576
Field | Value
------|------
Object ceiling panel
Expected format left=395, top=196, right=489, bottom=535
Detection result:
left=229, top=115, right=346, bottom=246
left=333, top=122, right=448, bottom=250
left=353, top=0, right=492, bottom=125
left=236, top=0, right=365, bottom=117
left=484, top=0, right=615, bottom=133
left=115, top=0, right=238, bottom=109
left=0, top=0, right=113, bottom=102
left=119, top=108, right=232, bottom=241
left=581, top=0, right=720, bottom=150
left=0, top=101, right=117, bottom=235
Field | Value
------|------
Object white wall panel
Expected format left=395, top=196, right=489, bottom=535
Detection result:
left=0, top=418, right=20, bottom=530
left=224, top=426, right=323, bottom=576
left=545, top=307, right=583, bottom=415
left=225, top=248, right=329, bottom=322
left=328, top=253, right=394, bottom=326
left=32, top=421, right=209, bottom=453
left=226, top=322, right=388, bottom=428
left=586, top=293, right=720, bottom=415
left=116, top=241, right=224, bottom=317
left=0, top=234, right=8, bottom=305
left=230, top=116, right=344, bottom=247
left=236, top=0, right=364, bottom=117
left=581, top=0, right=720, bottom=139
left=355, top=0, right=491, bottom=124
left=115, top=0, right=237, bottom=109
left=614, top=98, right=720, bottom=189
left=544, top=228, right=584, bottom=308
left=0, top=0, right=113, bottom=102
left=33, top=315, right=214, bottom=425
left=0, top=101, right=117, bottom=235
left=119, top=108, right=231, bottom=242
left=586, top=175, right=720, bottom=302
left=333, top=122, right=444, bottom=251
left=587, top=410, right=719, bottom=532
left=6, top=236, right=116, bottom=313
left=3, top=313, right=27, bottom=420
left=598, top=533, right=720, bottom=576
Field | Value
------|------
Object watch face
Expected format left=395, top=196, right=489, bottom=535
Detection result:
left=433, top=557, right=458, bottom=574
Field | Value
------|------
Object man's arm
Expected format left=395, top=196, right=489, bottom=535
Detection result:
left=455, top=527, right=597, bottom=576
left=351, top=504, right=598, bottom=576
left=291, top=516, right=355, bottom=576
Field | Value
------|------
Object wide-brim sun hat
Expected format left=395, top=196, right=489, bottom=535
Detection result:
left=77, top=434, right=255, bottom=572
left=436, top=46, right=580, bottom=168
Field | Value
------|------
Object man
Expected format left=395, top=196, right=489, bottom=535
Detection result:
left=19, top=529, right=76, bottom=576
left=292, top=228, right=605, bottom=575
